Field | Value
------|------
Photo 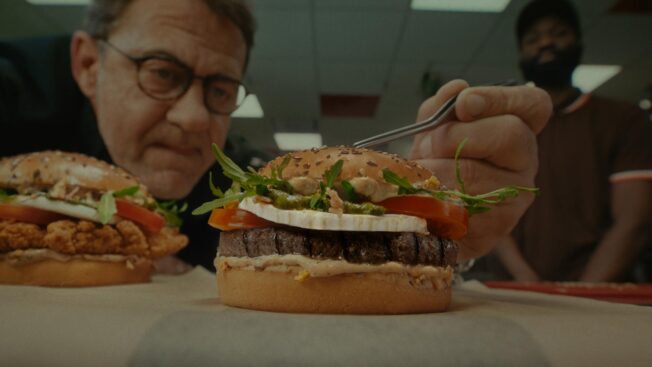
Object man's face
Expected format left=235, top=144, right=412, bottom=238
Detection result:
left=519, top=17, right=577, bottom=63
left=91, top=0, right=247, bottom=199
left=518, top=17, right=581, bottom=88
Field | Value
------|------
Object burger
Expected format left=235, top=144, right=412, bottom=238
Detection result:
left=0, top=151, right=189, bottom=286
left=196, top=143, right=534, bottom=314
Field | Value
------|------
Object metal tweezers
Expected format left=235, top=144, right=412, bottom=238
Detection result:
left=352, top=80, right=518, bottom=149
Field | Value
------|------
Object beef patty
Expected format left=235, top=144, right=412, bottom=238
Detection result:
left=219, top=227, right=458, bottom=267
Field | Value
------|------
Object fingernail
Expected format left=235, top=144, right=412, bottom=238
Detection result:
left=465, top=94, right=486, bottom=117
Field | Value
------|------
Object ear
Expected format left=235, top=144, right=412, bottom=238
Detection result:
left=70, top=31, right=100, bottom=104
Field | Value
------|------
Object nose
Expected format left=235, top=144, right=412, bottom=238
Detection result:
left=536, top=33, right=556, bottom=50
left=165, top=80, right=211, bottom=132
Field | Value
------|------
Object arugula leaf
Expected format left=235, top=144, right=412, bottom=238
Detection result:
left=154, top=200, right=188, bottom=228
left=380, top=139, right=539, bottom=216
left=309, top=194, right=320, bottom=209
left=309, top=192, right=328, bottom=211
left=270, top=156, right=291, bottom=180
left=192, top=193, right=246, bottom=215
left=323, top=160, right=343, bottom=188
left=0, top=188, right=18, bottom=203
left=212, top=143, right=247, bottom=183
left=276, top=155, right=291, bottom=180
left=98, top=192, right=117, bottom=224
left=113, top=186, right=140, bottom=198
left=454, top=138, right=468, bottom=193
left=382, top=169, right=425, bottom=195
left=208, top=171, right=224, bottom=197
left=340, top=180, right=359, bottom=202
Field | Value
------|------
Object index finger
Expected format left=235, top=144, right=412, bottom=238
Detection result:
left=456, top=85, right=552, bottom=134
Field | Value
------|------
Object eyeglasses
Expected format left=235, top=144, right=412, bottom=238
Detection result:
left=100, top=40, right=248, bottom=116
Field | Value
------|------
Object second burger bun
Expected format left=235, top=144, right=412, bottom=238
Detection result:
left=0, top=150, right=149, bottom=198
left=0, top=257, right=153, bottom=287
left=217, top=259, right=452, bottom=314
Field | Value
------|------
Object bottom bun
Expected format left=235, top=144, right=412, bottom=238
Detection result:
left=0, top=258, right=153, bottom=287
left=217, top=260, right=452, bottom=314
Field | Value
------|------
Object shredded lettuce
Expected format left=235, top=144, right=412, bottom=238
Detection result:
left=97, top=192, right=117, bottom=224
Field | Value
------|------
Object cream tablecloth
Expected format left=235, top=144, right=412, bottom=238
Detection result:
left=2, top=268, right=651, bottom=366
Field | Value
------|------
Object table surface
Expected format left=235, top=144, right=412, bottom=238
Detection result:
left=2, top=268, right=652, bottom=367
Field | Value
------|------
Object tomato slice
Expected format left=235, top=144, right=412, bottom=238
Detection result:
left=115, top=199, right=166, bottom=233
left=208, top=208, right=275, bottom=231
left=0, top=203, right=69, bottom=225
left=378, top=196, right=468, bottom=239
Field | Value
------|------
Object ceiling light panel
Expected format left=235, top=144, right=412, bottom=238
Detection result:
left=411, top=0, right=511, bottom=12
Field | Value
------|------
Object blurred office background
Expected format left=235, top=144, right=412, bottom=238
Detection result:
left=1, top=0, right=651, bottom=156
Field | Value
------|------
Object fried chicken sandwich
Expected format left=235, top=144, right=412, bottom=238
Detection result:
left=0, top=151, right=188, bottom=286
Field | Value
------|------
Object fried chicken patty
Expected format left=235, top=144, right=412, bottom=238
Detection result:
left=0, top=219, right=187, bottom=257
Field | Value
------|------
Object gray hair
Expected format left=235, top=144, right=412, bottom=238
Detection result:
left=83, top=0, right=256, bottom=67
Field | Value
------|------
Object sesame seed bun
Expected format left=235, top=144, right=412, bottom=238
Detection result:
left=0, top=150, right=150, bottom=200
left=0, top=256, right=153, bottom=287
left=260, top=146, right=435, bottom=201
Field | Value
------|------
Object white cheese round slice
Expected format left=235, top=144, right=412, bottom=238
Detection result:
left=13, top=195, right=113, bottom=224
left=238, top=196, right=428, bottom=234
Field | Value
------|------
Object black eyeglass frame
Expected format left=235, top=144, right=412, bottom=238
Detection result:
left=99, top=39, right=249, bottom=116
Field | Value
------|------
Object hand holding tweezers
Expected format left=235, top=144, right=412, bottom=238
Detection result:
left=352, top=80, right=518, bottom=149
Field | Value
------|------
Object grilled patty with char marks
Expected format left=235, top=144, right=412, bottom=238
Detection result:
left=219, top=227, right=458, bottom=267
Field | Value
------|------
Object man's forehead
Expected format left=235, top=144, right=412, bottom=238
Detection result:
left=111, top=0, right=247, bottom=75
left=525, top=16, right=573, bottom=34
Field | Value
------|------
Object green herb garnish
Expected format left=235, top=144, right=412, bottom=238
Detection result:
left=382, top=169, right=429, bottom=195
left=454, top=138, right=467, bottom=193
left=154, top=200, right=188, bottom=228
left=194, top=140, right=537, bottom=219
left=208, top=171, right=224, bottom=197
left=192, top=144, right=294, bottom=215
left=323, top=159, right=343, bottom=188
left=382, top=138, right=539, bottom=215
left=271, top=155, right=291, bottom=180
left=0, top=188, right=18, bottom=203
left=340, top=180, right=359, bottom=202
left=113, top=185, right=140, bottom=198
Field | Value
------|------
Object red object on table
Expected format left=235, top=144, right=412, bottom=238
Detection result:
left=484, top=281, right=652, bottom=305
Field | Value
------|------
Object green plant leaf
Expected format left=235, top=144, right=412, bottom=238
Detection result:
left=0, top=188, right=18, bottom=203
left=154, top=200, right=188, bottom=228
left=191, top=193, right=246, bottom=215
left=382, top=169, right=422, bottom=195
left=97, top=192, right=117, bottom=224
left=340, top=180, right=359, bottom=202
left=454, top=137, right=468, bottom=193
left=208, top=171, right=223, bottom=197
left=113, top=186, right=140, bottom=198
left=323, top=160, right=343, bottom=188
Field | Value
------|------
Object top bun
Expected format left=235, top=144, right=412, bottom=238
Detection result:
left=260, top=146, right=434, bottom=184
left=0, top=151, right=150, bottom=197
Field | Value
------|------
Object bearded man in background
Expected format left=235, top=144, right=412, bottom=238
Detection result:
left=488, top=0, right=652, bottom=282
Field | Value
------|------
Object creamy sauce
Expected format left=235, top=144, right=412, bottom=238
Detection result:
left=288, top=176, right=319, bottom=195
left=349, top=177, right=399, bottom=202
left=216, top=254, right=453, bottom=290
left=1, top=248, right=142, bottom=266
